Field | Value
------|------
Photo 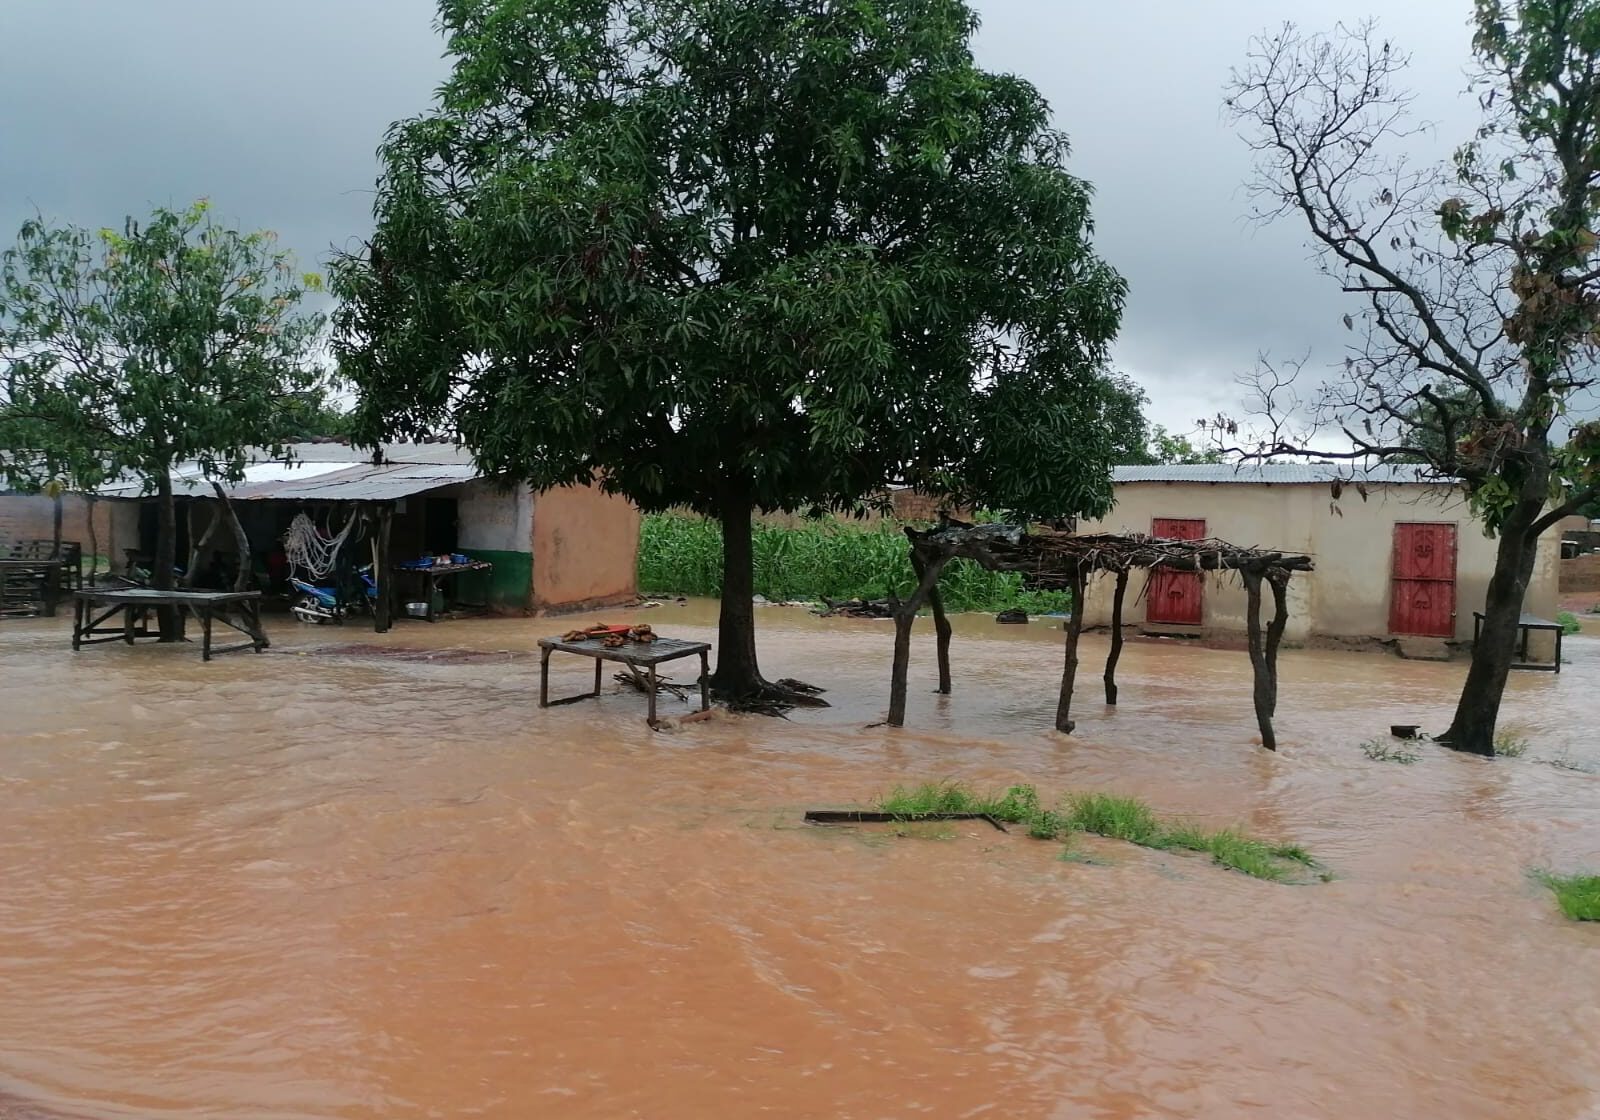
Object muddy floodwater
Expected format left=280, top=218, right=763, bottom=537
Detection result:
left=2, top=601, right=1599, bottom=1119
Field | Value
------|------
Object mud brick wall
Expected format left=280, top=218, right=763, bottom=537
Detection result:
left=1560, top=553, right=1600, bottom=592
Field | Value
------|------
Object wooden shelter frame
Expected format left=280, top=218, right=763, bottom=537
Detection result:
left=887, top=521, right=1314, bottom=750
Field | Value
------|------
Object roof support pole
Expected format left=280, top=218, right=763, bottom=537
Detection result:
left=1055, top=565, right=1088, bottom=734
left=888, top=550, right=951, bottom=727
left=1103, top=568, right=1129, bottom=705
left=1244, top=568, right=1290, bottom=751
left=372, top=503, right=393, bottom=633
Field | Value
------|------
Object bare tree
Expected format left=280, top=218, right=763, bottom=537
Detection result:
left=1222, top=6, right=1600, bottom=755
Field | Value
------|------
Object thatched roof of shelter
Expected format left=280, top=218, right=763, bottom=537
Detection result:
left=905, top=521, right=1314, bottom=589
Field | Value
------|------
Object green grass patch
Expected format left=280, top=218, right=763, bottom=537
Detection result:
left=872, top=783, right=1318, bottom=883
left=1536, top=872, right=1600, bottom=921
left=1494, top=730, right=1530, bottom=758
left=1557, top=610, right=1582, bottom=635
left=1360, top=739, right=1422, bottom=764
left=638, top=513, right=1071, bottom=614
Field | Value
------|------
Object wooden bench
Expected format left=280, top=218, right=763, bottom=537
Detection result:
left=72, top=588, right=269, bottom=661
left=1473, top=611, right=1564, bottom=673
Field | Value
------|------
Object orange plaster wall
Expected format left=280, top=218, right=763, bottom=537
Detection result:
left=531, top=482, right=640, bottom=610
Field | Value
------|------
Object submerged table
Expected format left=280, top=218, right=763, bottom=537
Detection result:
left=1472, top=610, right=1563, bottom=673
left=392, top=559, right=495, bottom=622
left=72, top=588, right=269, bottom=661
left=537, top=634, right=711, bottom=725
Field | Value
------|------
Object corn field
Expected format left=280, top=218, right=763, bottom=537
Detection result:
left=638, top=514, right=1072, bottom=614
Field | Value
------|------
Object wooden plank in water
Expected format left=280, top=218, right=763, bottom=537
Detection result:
left=804, top=810, right=1008, bottom=833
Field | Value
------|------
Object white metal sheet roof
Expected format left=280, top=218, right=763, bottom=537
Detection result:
left=1112, top=463, right=1445, bottom=486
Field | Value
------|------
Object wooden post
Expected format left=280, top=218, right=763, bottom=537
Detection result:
left=1103, top=568, right=1128, bottom=705
left=1055, top=566, right=1088, bottom=733
left=373, top=504, right=393, bottom=633
left=1243, top=568, right=1283, bottom=751
left=912, top=551, right=954, bottom=694
left=888, top=550, right=950, bottom=727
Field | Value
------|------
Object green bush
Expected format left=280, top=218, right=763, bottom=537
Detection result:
left=1557, top=610, right=1581, bottom=634
left=638, top=514, right=1071, bottom=613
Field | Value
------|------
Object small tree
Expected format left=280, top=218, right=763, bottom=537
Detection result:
left=0, top=201, right=329, bottom=637
left=1224, top=6, right=1600, bottom=754
left=333, top=0, right=1127, bottom=697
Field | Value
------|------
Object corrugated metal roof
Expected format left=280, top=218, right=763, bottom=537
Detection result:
left=96, top=443, right=484, bottom=501
left=1112, top=463, right=1446, bottom=486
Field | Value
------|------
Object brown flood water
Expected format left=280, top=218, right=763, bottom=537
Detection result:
left=2, top=601, right=1598, bottom=1119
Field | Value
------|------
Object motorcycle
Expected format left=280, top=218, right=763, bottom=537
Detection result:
left=289, top=565, right=378, bottom=624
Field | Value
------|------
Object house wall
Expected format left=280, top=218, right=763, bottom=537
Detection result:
left=1077, top=481, right=1561, bottom=647
left=448, top=479, right=536, bottom=610
left=0, top=493, right=123, bottom=568
left=532, top=482, right=640, bottom=611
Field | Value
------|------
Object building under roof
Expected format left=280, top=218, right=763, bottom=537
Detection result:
left=94, top=443, right=639, bottom=622
left=1079, top=460, right=1560, bottom=656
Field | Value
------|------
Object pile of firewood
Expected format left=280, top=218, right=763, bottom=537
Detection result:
left=561, top=622, right=659, bottom=648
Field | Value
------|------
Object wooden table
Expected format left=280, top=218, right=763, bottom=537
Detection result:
left=392, top=559, right=495, bottom=622
left=0, top=558, right=65, bottom=617
left=73, top=589, right=269, bottom=661
left=1473, top=610, right=1563, bottom=673
left=538, top=635, right=711, bottom=725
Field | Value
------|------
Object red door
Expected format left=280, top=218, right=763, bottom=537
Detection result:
left=1389, top=523, right=1458, bottom=637
left=1148, top=518, right=1205, bottom=626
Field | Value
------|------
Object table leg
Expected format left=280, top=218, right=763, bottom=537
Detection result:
left=648, top=664, right=658, bottom=725
left=123, top=605, right=135, bottom=645
left=594, top=657, right=603, bottom=698
left=699, top=651, right=710, bottom=712
left=1556, top=627, right=1563, bottom=674
left=42, top=571, right=59, bottom=618
left=72, top=595, right=84, bottom=651
left=201, top=607, right=213, bottom=662
left=251, top=602, right=269, bottom=651
left=539, top=648, right=551, bottom=707
left=1519, top=625, right=1529, bottom=664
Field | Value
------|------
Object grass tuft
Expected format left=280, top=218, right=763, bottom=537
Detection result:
left=1557, top=610, right=1582, bottom=635
left=1536, top=871, right=1600, bottom=921
left=1063, top=793, right=1164, bottom=846
left=1361, top=739, right=1421, bottom=764
left=872, top=783, right=1317, bottom=883
left=1494, top=730, right=1530, bottom=758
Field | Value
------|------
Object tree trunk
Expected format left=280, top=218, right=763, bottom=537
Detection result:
left=1439, top=500, right=1544, bottom=755
left=708, top=492, right=766, bottom=696
left=183, top=505, right=224, bottom=589
left=1103, top=568, right=1128, bottom=705
left=1055, top=567, right=1087, bottom=733
left=211, top=482, right=252, bottom=592
left=153, top=472, right=183, bottom=640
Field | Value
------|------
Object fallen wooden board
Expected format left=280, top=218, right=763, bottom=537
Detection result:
left=804, top=810, right=1008, bottom=833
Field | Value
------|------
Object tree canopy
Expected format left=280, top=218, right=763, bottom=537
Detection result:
left=333, top=0, right=1128, bottom=693
left=0, top=200, right=330, bottom=631
left=1225, top=2, right=1600, bottom=753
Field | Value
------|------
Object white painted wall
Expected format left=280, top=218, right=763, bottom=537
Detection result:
left=1077, top=481, right=1561, bottom=646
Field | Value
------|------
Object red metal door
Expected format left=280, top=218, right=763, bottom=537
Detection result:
left=1148, top=518, right=1205, bottom=626
left=1389, top=522, right=1458, bottom=637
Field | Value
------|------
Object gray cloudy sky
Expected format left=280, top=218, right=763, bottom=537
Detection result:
left=1, top=0, right=1484, bottom=431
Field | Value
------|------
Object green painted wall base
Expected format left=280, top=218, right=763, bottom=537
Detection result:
left=459, top=549, right=533, bottom=610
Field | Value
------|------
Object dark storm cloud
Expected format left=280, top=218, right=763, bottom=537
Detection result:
left=2, top=0, right=1488, bottom=430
